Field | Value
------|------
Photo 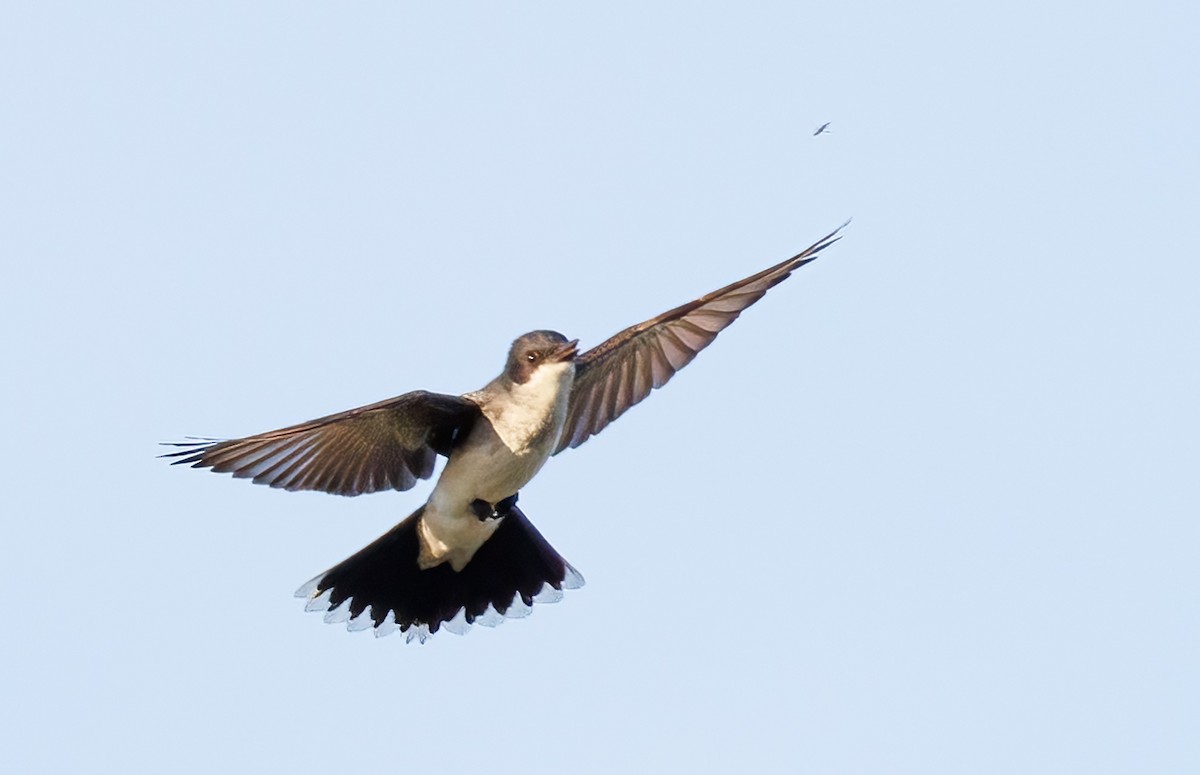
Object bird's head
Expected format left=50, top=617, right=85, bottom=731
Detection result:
left=504, top=330, right=579, bottom=385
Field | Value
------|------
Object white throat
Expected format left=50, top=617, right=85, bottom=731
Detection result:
left=487, top=359, right=576, bottom=454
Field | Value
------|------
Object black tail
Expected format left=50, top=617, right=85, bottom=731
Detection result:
left=295, top=505, right=583, bottom=642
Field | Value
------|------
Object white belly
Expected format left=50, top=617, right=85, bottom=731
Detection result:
left=417, top=360, right=574, bottom=571
left=416, top=502, right=505, bottom=572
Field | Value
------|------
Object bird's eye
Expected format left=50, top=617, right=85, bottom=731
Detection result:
left=526, top=352, right=538, bottom=362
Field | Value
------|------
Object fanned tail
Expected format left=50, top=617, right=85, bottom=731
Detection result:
left=295, top=504, right=583, bottom=643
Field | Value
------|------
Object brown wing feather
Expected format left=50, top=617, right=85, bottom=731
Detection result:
left=162, top=391, right=480, bottom=496
left=555, top=224, right=845, bottom=453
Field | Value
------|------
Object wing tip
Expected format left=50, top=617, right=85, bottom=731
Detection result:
left=796, top=218, right=852, bottom=263
left=158, top=437, right=222, bottom=465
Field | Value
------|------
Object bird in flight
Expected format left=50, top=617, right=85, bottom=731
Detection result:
left=164, top=223, right=846, bottom=642
left=813, top=122, right=831, bottom=136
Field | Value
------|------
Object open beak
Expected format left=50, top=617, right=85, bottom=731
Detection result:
left=550, top=339, right=580, bottom=362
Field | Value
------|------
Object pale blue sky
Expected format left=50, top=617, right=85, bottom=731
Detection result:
left=3, top=2, right=1197, bottom=773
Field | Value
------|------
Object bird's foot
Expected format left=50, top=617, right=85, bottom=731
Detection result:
left=469, top=492, right=519, bottom=522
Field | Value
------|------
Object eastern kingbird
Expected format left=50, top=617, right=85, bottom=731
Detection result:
left=814, top=122, right=831, bottom=136
left=164, top=224, right=846, bottom=642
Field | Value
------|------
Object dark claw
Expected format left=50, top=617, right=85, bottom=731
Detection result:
left=469, top=492, right=519, bottom=521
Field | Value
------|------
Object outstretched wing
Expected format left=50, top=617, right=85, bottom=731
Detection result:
left=162, top=391, right=481, bottom=497
left=554, top=223, right=845, bottom=454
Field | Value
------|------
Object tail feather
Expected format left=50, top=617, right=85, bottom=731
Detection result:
left=296, top=505, right=582, bottom=642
